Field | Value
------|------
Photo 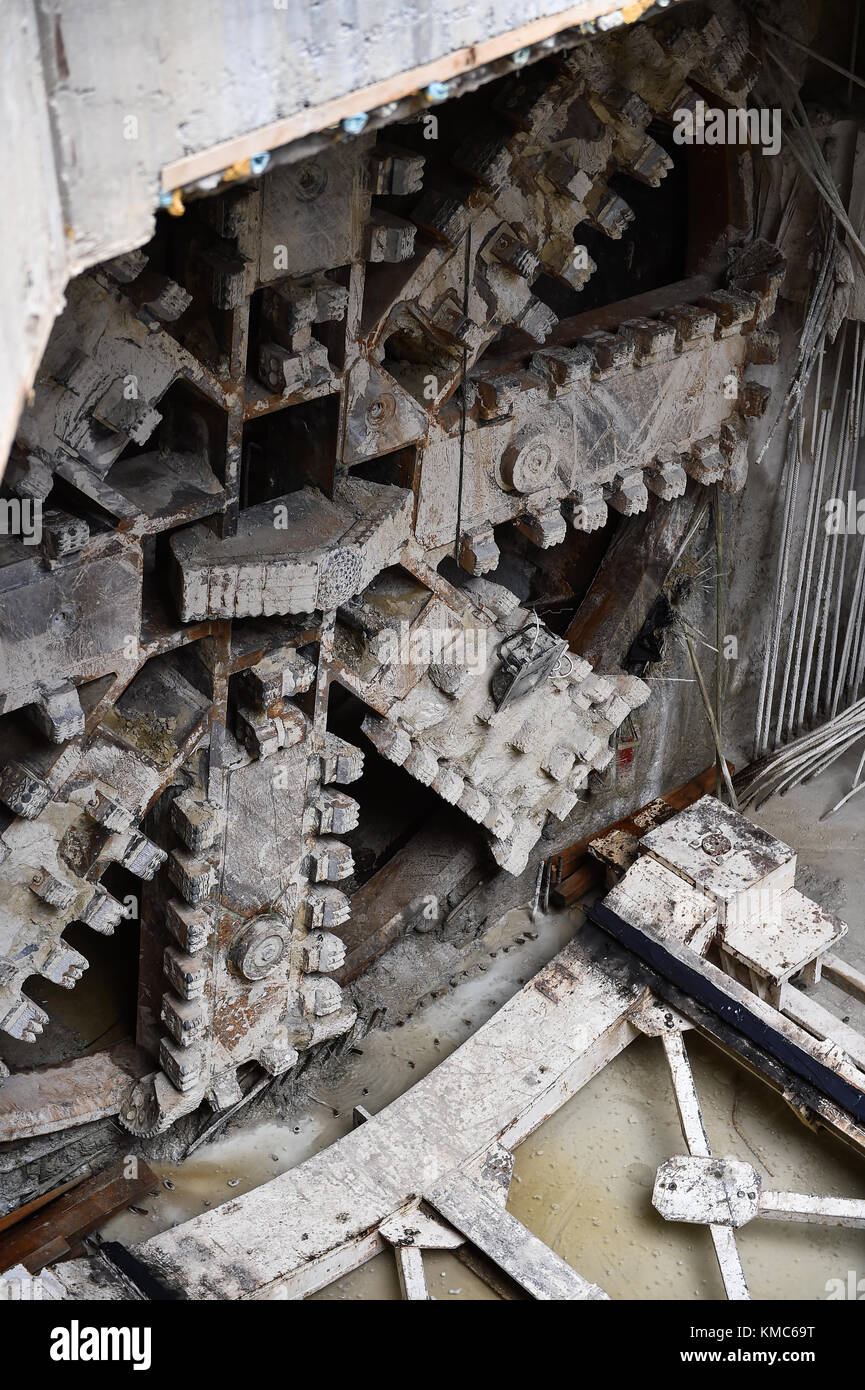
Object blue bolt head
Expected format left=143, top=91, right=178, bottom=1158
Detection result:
left=158, top=190, right=174, bottom=208
left=425, top=81, right=450, bottom=103
left=249, top=151, right=271, bottom=175
left=511, top=47, right=531, bottom=66
left=341, top=112, right=369, bottom=135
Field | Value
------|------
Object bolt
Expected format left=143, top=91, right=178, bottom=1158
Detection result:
left=511, top=47, right=531, bottom=66
left=701, top=832, right=731, bottom=856
left=425, top=81, right=450, bottom=103
left=249, top=152, right=271, bottom=175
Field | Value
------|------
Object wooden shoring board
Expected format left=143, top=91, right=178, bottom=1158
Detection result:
left=551, top=763, right=732, bottom=902
left=660, top=1032, right=749, bottom=1302
left=564, top=488, right=704, bottom=668
left=820, top=953, right=865, bottom=1005
left=0, top=1159, right=157, bottom=1275
left=53, top=929, right=647, bottom=1300
left=427, top=1169, right=607, bottom=1299
left=782, top=987, right=865, bottom=1074
left=394, top=1245, right=428, bottom=1300
left=334, top=807, right=483, bottom=985
left=0, top=1176, right=85, bottom=1236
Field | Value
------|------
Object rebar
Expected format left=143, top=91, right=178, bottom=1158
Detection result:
left=681, top=625, right=738, bottom=810
left=775, top=412, right=825, bottom=743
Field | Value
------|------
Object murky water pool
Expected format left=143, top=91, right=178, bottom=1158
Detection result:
left=307, top=1025, right=865, bottom=1301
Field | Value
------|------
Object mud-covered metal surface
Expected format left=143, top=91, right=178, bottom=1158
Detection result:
left=0, top=1, right=793, bottom=1151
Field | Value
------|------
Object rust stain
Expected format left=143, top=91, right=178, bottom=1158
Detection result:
left=54, top=17, right=70, bottom=80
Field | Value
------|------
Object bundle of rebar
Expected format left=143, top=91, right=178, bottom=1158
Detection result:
left=739, top=696, right=865, bottom=809
left=750, top=315, right=865, bottom=810
left=752, top=233, right=851, bottom=746
left=749, top=79, right=865, bottom=815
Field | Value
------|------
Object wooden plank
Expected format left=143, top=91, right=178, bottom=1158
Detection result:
left=334, top=808, right=482, bottom=985
left=160, top=0, right=647, bottom=191
left=0, top=1159, right=156, bottom=1275
left=565, top=489, right=704, bottom=668
left=822, top=953, right=865, bottom=1004
left=394, top=1245, right=428, bottom=1300
left=0, top=1175, right=86, bottom=1237
left=550, top=861, right=600, bottom=909
left=782, top=987, right=865, bottom=1074
left=427, top=1169, right=607, bottom=1300
left=551, top=763, right=730, bottom=901
left=661, top=1033, right=750, bottom=1301
left=758, top=1191, right=865, bottom=1228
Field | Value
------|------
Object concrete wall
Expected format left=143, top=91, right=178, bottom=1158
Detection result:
left=2, top=2, right=67, bottom=479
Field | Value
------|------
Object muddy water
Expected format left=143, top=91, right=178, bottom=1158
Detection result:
left=506, top=1028, right=865, bottom=1302
left=100, top=887, right=865, bottom=1301
left=310, top=1025, right=865, bottom=1302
